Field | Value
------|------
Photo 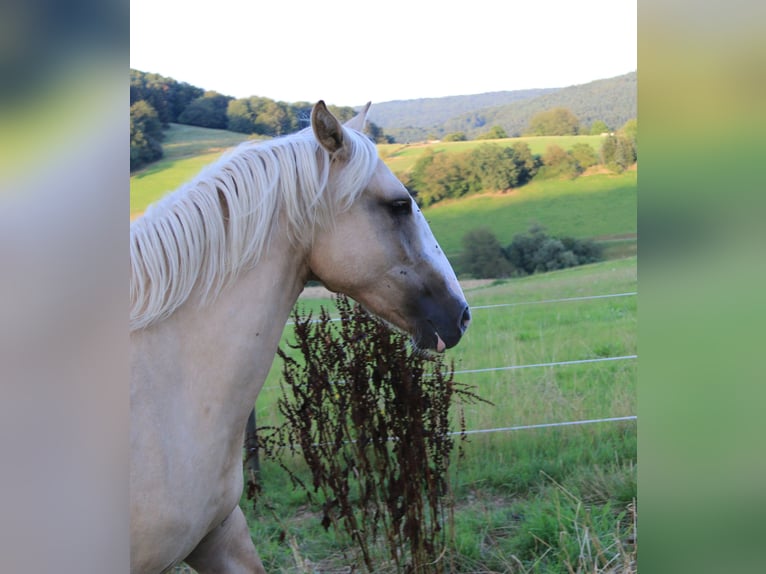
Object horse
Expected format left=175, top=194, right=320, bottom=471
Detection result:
left=130, top=101, right=471, bottom=573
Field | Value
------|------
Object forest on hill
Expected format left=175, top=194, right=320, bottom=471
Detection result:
left=383, top=72, right=636, bottom=142
left=130, top=69, right=636, bottom=171
left=364, top=88, right=557, bottom=132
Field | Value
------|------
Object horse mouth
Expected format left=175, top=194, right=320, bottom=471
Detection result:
left=416, top=322, right=457, bottom=353
left=435, top=332, right=447, bottom=353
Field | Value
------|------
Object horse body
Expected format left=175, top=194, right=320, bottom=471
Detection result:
left=130, top=102, right=469, bottom=573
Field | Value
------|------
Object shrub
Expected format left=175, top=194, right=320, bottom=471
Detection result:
left=258, top=297, right=487, bottom=573
left=537, top=144, right=581, bottom=180
left=458, top=228, right=513, bottom=278
left=601, top=134, right=636, bottom=173
left=505, top=225, right=603, bottom=275
left=443, top=132, right=467, bottom=142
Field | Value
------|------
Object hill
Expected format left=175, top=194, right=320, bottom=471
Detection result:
left=378, top=72, right=635, bottom=142
left=378, top=135, right=606, bottom=175
left=131, top=125, right=636, bottom=265
left=364, top=88, right=557, bottom=132
left=130, top=124, right=252, bottom=215
left=425, top=170, right=637, bottom=259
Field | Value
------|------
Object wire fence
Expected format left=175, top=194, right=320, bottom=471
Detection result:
left=265, top=290, right=638, bottom=435
left=287, top=291, right=637, bottom=325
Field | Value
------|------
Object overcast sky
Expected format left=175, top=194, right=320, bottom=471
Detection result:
left=130, top=0, right=636, bottom=107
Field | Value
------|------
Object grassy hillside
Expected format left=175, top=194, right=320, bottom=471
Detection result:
left=131, top=124, right=637, bottom=573
left=245, top=257, right=637, bottom=573
left=365, top=88, right=558, bottom=129
left=445, top=71, right=637, bottom=139
left=381, top=72, right=636, bottom=142
left=379, top=135, right=606, bottom=174
left=424, top=170, right=637, bottom=257
left=131, top=126, right=637, bottom=263
left=130, top=124, right=251, bottom=216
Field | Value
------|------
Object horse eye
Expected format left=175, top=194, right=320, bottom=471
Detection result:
left=390, top=198, right=412, bottom=216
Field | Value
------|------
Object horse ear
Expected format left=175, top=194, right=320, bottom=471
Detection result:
left=344, top=101, right=371, bottom=132
left=311, top=101, right=345, bottom=154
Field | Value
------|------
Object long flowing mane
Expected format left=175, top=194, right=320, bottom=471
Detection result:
left=130, top=126, right=379, bottom=331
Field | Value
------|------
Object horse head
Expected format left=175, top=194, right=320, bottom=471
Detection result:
left=307, top=101, right=470, bottom=351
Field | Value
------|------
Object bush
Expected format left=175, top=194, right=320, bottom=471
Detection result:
left=458, top=228, right=513, bottom=278
left=600, top=134, right=636, bottom=173
left=505, top=225, right=603, bottom=275
left=536, top=145, right=581, bottom=180
left=259, top=297, right=486, bottom=573
left=443, top=132, right=467, bottom=142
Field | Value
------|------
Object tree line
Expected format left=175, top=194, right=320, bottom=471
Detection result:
left=402, top=114, right=637, bottom=208
left=428, top=71, right=636, bottom=142
left=130, top=69, right=392, bottom=171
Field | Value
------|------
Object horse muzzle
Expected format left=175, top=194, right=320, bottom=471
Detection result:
left=415, top=299, right=471, bottom=352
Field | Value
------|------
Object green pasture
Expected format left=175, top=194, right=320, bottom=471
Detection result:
left=131, top=126, right=636, bottom=264
left=130, top=124, right=251, bottom=216
left=243, top=257, right=637, bottom=573
left=425, top=170, right=637, bottom=258
left=378, top=135, right=607, bottom=175
left=137, top=124, right=637, bottom=572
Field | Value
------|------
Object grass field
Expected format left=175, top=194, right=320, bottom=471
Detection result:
left=425, top=171, right=637, bottom=258
left=135, top=125, right=637, bottom=573
left=242, top=257, right=637, bottom=573
left=378, top=135, right=607, bottom=175
left=130, top=126, right=636, bottom=263
left=130, top=124, right=251, bottom=217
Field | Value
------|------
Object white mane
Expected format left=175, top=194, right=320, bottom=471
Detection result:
left=130, top=126, right=379, bottom=331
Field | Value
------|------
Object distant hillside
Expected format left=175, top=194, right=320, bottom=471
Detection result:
left=377, top=72, right=636, bottom=142
left=365, top=88, right=557, bottom=131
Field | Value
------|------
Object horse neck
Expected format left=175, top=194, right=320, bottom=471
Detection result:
left=138, top=235, right=310, bottom=427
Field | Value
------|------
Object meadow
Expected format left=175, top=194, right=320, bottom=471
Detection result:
left=130, top=124, right=251, bottom=216
left=131, top=125, right=637, bottom=572
left=378, top=135, right=607, bottom=174
left=245, top=257, right=637, bottom=573
left=130, top=127, right=636, bottom=261
left=424, top=171, right=636, bottom=259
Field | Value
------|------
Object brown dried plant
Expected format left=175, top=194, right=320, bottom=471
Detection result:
left=257, top=296, right=488, bottom=573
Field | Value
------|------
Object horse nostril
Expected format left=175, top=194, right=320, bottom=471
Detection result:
left=460, top=305, right=471, bottom=332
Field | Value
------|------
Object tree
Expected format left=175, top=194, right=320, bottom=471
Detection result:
left=539, top=145, right=580, bottom=179
left=458, top=228, right=513, bottom=278
left=589, top=120, right=610, bottom=135
left=226, top=98, right=256, bottom=133
left=468, top=144, right=520, bottom=191
left=620, top=118, right=637, bottom=150
left=475, top=125, right=507, bottom=140
left=511, top=142, right=540, bottom=185
left=130, top=100, right=164, bottom=171
left=570, top=143, right=599, bottom=170
left=411, top=151, right=473, bottom=205
left=130, top=69, right=204, bottom=126
left=177, top=92, right=233, bottom=129
left=365, top=121, right=393, bottom=144
left=525, top=107, right=581, bottom=136
left=601, top=134, right=636, bottom=173
left=443, top=132, right=466, bottom=142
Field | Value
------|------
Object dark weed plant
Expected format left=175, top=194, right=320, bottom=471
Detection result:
left=257, top=296, right=487, bottom=573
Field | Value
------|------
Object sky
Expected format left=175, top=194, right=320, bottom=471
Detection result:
left=130, top=0, right=636, bottom=107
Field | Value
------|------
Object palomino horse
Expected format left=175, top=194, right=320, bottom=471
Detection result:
left=130, top=101, right=470, bottom=573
